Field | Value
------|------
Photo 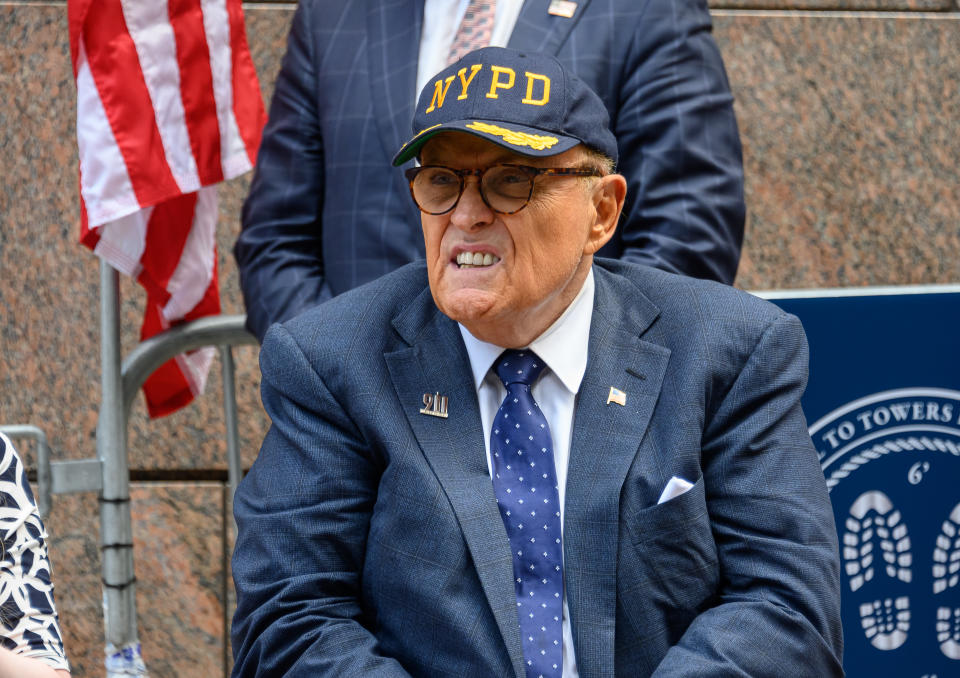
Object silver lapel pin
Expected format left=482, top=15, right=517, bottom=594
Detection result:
left=420, top=392, right=449, bottom=418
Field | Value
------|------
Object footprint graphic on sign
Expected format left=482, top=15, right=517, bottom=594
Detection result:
left=842, top=490, right=913, bottom=650
left=933, top=502, right=960, bottom=660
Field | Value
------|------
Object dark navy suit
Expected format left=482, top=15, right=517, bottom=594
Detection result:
left=230, top=259, right=843, bottom=677
left=235, top=0, right=745, bottom=341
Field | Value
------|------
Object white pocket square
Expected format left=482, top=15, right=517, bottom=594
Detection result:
left=657, top=476, right=694, bottom=505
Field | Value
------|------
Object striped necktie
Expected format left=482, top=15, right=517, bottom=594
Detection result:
left=447, top=0, right=497, bottom=65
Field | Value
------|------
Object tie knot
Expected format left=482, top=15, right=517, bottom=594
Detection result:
left=495, top=350, right=546, bottom=387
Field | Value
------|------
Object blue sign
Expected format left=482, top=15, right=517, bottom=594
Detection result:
left=767, top=287, right=960, bottom=678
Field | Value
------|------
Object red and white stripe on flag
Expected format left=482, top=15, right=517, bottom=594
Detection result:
left=68, top=0, right=265, bottom=417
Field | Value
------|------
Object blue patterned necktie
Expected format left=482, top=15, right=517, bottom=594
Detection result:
left=490, top=350, right=563, bottom=678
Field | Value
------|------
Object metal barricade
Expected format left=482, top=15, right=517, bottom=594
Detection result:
left=101, top=263, right=257, bottom=675
left=0, top=424, right=58, bottom=519
left=12, top=261, right=258, bottom=676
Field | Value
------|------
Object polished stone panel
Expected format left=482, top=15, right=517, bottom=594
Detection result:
left=712, top=12, right=960, bottom=290
left=42, top=493, right=103, bottom=678
left=129, top=483, right=227, bottom=678
left=41, top=484, right=229, bottom=677
left=711, top=0, right=953, bottom=10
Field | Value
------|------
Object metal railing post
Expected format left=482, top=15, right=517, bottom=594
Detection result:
left=98, top=261, right=146, bottom=675
left=219, top=345, right=242, bottom=538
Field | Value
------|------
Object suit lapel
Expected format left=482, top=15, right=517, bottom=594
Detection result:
left=366, top=0, right=422, bottom=163
left=564, top=266, right=670, bottom=678
left=508, top=0, right=594, bottom=54
left=385, top=288, right=526, bottom=678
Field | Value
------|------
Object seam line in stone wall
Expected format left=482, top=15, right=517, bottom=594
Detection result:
left=711, top=8, right=960, bottom=17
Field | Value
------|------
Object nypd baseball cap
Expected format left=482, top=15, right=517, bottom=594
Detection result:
left=392, top=46, right=618, bottom=166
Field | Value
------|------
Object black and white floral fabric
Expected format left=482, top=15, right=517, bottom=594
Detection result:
left=0, top=432, right=69, bottom=671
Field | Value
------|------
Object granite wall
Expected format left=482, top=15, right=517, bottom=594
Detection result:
left=0, top=0, right=957, bottom=675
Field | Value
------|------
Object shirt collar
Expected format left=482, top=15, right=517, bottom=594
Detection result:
left=458, top=267, right=595, bottom=395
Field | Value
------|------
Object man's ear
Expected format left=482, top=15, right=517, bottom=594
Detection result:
left=584, top=173, right=626, bottom=255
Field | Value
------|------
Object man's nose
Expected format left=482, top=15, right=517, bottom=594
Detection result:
left=449, top=177, right=494, bottom=231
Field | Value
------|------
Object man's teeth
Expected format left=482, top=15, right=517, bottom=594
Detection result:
left=456, top=252, right=500, bottom=268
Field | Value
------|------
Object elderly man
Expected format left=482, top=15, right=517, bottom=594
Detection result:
left=234, top=0, right=746, bottom=343
left=231, top=47, right=842, bottom=677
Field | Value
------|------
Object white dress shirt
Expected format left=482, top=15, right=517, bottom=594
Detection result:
left=416, top=0, right=525, bottom=101
left=459, top=267, right=594, bottom=678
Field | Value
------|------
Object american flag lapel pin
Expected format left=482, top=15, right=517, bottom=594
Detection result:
left=420, top=392, right=449, bottom=418
left=606, top=387, right=627, bottom=407
left=548, top=0, right=578, bottom=18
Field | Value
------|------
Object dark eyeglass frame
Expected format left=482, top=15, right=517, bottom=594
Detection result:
left=404, top=163, right=605, bottom=215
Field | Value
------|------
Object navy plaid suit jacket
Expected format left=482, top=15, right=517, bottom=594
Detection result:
left=230, top=259, right=843, bottom=677
left=235, top=0, right=745, bottom=341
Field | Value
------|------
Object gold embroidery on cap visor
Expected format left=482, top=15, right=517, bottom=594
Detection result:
left=398, top=123, right=442, bottom=154
left=465, top=121, right=559, bottom=150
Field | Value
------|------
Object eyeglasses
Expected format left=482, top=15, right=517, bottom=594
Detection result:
left=404, top=164, right=604, bottom=215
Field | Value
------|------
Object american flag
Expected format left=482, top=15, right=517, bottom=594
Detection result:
left=68, top=0, right=265, bottom=417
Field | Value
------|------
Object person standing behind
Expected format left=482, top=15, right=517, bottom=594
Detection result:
left=235, top=0, right=745, bottom=341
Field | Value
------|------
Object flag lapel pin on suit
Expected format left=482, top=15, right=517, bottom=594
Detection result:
left=548, top=0, right=578, bottom=18
left=607, top=387, right=627, bottom=406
